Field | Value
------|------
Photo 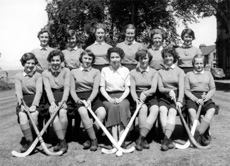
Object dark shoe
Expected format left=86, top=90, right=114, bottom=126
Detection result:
left=90, top=139, right=98, bottom=151
left=53, top=142, right=61, bottom=152
left=168, top=138, right=174, bottom=149
left=142, top=140, right=150, bottom=149
left=121, top=142, right=127, bottom=149
left=135, top=135, right=144, bottom=151
left=20, top=141, right=32, bottom=153
left=60, top=139, right=68, bottom=153
left=201, top=129, right=211, bottom=146
left=161, top=137, right=169, bottom=151
left=194, top=130, right=202, bottom=144
left=83, top=140, right=91, bottom=150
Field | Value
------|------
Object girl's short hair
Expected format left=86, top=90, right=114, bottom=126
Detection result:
left=20, top=52, right=38, bottom=66
left=66, top=29, right=77, bottom=40
left=181, top=28, right=195, bottom=40
left=135, top=49, right=152, bottom=64
left=79, top=50, right=96, bottom=64
left=37, top=29, right=51, bottom=39
left=150, top=28, right=166, bottom=42
left=192, top=54, right=207, bottom=67
left=106, top=47, right=125, bottom=61
left=93, top=23, right=107, bottom=34
left=161, top=46, right=179, bottom=63
left=47, top=49, right=65, bottom=62
left=125, top=24, right=136, bottom=34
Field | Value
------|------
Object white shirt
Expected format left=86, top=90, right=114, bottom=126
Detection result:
left=100, top=66, right=130, bottom=92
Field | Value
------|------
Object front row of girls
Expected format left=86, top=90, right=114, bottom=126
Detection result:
left=15, top=46, right=216, bottom=154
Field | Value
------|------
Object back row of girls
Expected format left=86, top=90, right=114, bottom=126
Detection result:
left=14, top=23, right=215, bottom=154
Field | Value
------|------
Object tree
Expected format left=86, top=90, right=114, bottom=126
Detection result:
left=170, top=0, right=230, bottom=77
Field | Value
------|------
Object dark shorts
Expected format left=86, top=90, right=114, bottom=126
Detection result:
left=137, top=92, right=158, bottom=108
left=68, top=91, right=104, bottom=116
left=158, top=90, right=179, bottom=110
left=186, top=92, right=216, bottom=115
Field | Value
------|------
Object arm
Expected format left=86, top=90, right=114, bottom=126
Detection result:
left=144, top=71, right=158, bottom=96
left=61, top=68, right=70, bottom=103
left=177, top=70, right=185, bottom=103
left=70, top=72, right=81, bottom=103
left=157, top=73, right=171, bottom=94
left=88, top=70, right=100, bottom=102
left=204, top=72, right=216, bottom=102
left=14, top=75, right=23, bottom=105
left=117, top=70, right=130, bottom=102
left=130, top=72, right=138, bottom=101
left=184, top=74, right=198, bottom=102
left=31, top=74, right=43, bottom=107
left=42, top=72, right=55, bottom=104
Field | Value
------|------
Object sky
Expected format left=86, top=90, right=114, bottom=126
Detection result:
left=0, top=0, right=217, bottom=70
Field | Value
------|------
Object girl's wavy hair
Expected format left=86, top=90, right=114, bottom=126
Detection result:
left=20, top=52, right=38, bottom=66
left=47, top=49, right=65, bottom=62
left=161, top=46, right=179, bottom=63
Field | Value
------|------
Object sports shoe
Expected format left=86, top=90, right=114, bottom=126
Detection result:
left=142, top=140, right=150, bottom=149
left=135, top=135, right=144, bottom=151
left=90, top=139, right=98, bottom=151
left=83, top=140, right=91, bottom=149
left=53, top=142, right=61, bottom=152
left=60, top=139, right=68, bottom=153
left=20, top=141, right=33, bottom=153
left=161, top=137, right=169, bottom=151
left=201, top=128, right=211, bottom=146
left=194, top=130, right=202, bottom=144
left=168, top=138, right=174, bottom=149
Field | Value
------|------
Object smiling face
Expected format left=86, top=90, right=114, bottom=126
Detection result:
left=24, top=59, right=36, bottom=74
left=183, top=33, right=193, bottom=46
left=194, top=57, right=204, bottom=72
left=39, top=32, right=49, bottom=47
left=50, top=55, right=61, bottom=71
left=139, top=54, right=149, bottom=69
left=95, top=28, right=105, bottom=43
left=125, top=28, right=135, bottom=43
left=110, top=52, right=121, bottom=69
left=82, top=54, right=93, bottom=68
left=163, top=52, right=174, bottom=66
left=152, top=34, right=163, bottom=47
left=68, top=36, right=77, bottom=48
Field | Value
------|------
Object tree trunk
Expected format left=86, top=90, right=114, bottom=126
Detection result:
left=216, top=13, right=230, bottom=78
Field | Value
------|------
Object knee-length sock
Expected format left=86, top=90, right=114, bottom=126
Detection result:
left=53, top=122, right=64, bottom=140
left=197, top=117, right=211, bottom=135
left=165, top=123, right=175, bottom=138
left=20, top=123, right=33, bottom=142
left=140, top=122, right=152, bottom=137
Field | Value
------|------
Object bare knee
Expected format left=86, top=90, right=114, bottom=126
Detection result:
left=19, top=111, right=28, bottom=124
left=95, top=107, right=106, bottom=120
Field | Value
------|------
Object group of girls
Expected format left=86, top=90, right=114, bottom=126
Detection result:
left=14, top=23, right=216, bottom=155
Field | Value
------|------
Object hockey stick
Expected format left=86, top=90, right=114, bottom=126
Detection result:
left=101, top=100, right=143, bottom=155
left=12, top=100, right=65, bottom=157
left=175, top=104, right=202, bottom=149
left=174, top=99, right=211, bottom=149
left=82, top=100, right=138, bottom=157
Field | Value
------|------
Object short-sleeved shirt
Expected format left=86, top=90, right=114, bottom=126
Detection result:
left=14, top=71, right=42, bottom=106
left=62, top=46, right=84, bottom=69
left=100, top=66, right=130, bottom=92
left=148, top=46, right=164, bottom=70
left=86, top=42, right=112, bottom=65
left=130, top=67, right=158, bottom=94
left=42, top=67, right=70, bottom=103
left=31, top=46, right=55, bottom=71
left=116, top=40, right=143, bottom=64
left=71, top=67, right=100, bottom=93
left=176, top=46, right=202, bottom=68
left=158, top=64, right=185, bottom=103
left=185, top=70, right=215, bottom=101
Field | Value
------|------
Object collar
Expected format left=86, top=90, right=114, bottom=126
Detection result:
left=139, top=66, right=149, bottom=73
left=94, top=41, right=105, bottom=45
left=193, top=70, right=204, bottom=75
left=163, top=64, right=176, bottom=70
left=182, top=44, right=193, bottom=49
left=80, top=66, right=92, bottom=72
left=23, top=71, right=34, bottom=77
left=151, top=46, right=163, bottom=51
left=39, top=46, right=49, bottom=50
left=125, top=40, right=136, bottom=46
left=68, top=46, right=78, bottom=51
left=48, top=67, right=62, bottom=77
